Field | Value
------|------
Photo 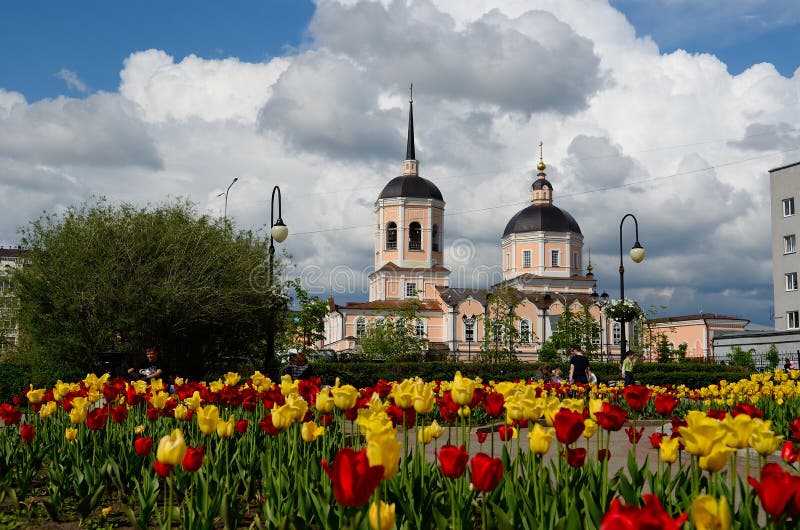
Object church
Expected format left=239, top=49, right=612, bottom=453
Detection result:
left=322, top=95, right=622, bottom=360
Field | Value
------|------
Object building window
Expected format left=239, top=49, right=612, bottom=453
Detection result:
left=375, top=317, right=385, bottom=327
left=520, top=319, right=531, bottom=344
left=432, top=224, right=440, bottom=252
left=405, top=282, right=417, bottom=297
left=506, top=253, right=511, bottom=269
left=612, top=322, right=621, bottom=345
left=786, top=235, right=796, bottom=254
left=572, top=252, right=578, bottom=269
left=592, top=329, right=601, bottom=346
left=551, top=250, right=560, bottom=267
left=415, top=318, right=426, bottom=338
left=632, top=323, right=641, bottom=345
left=785, top=198, right=796, bottom=217
left=788, top=272, right=798, bottom=291
left=788, top=311, right=800, bottom=330
left=356, top=317, right=366, bottom=338
left=522, top=250, right=531, bottom=268
left=386, top=222, right=397, bottom=250
left=409, top=222, right=422, bottom=250
left=464, top=317, right=475, bottom=342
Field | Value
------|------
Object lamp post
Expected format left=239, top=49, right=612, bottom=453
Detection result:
left=266, top=185, right=288, bottom=374
left=462, top=314, right=476, bottom=361
left=618, top=214, right=646, bottom=363
left=591, top=290, right=610, bottom=362
left=217, top=177, right=239, bottom=219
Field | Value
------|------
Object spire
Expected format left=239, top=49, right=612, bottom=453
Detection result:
left=531, top=140, right=553, bottom=205
left=406, top=83, right=415, bottom=161
left=537, top=141, right=546, bottom=173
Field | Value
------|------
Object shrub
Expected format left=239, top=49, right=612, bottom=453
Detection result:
left=0, top=362, right=30, bottom=403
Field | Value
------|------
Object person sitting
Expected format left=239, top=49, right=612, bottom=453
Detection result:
left=586, top=368, right=598, bottom=384
left=281, top=352, right=312, bottom=380
left=550, top=368, right=564, bottom=384
left=128, top=345, right=165, bottom=382
left=532, top=363, right=551, bottom=382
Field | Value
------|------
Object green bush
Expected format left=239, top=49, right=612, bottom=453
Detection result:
left=0, top=362, right=30, bottom=403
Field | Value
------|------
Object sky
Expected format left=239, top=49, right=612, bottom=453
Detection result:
left=1, top=0, right=799, bottom=327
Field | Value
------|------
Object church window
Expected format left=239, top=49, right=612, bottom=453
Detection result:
left=572, top=252, right=578, bottom=269
left=406, top=282, right=417, bottom=297
left=506, top=253, right=510, bottom=269
left=522, top=250, right=531, bottom=268
left=520, top=319, right=531, bottom=343
left=415, top=319, right=426, bottom=338
left=432, top=224, right=440, bottom=252
left=612, top=322, right=621, bottom=345
left=356, top=317, right=366, bottom=338
left=386, top=222, right=397, bottom=250
left=409, top=222, right=422, bottom=250
left=551, top=250, right=560, bottom=267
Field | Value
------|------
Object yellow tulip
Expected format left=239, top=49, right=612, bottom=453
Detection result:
left=301, top=421, right=325, bottom=442
left=691, top=495, right=731, bottom=530
left=458, top=405, right=471, bottom=418
left=679, top=417, right=726, bottom=457
left=280, top=374, right=299, bottom=396
left=65, top=427, right=78, bottom=442
left=660, top=436, right=680, bottom=464
left=39, top=401, right=57, bottom=419
left=588, top=398, right=604, bottom=421
left=749, top=429, right=783, bottom=456
left=156, top=429, right=188, bottom=465
left=285, top=394, right=309, bottom=422
left=412, top=383, right=436, bottom=415
left=149, top=378, right=164, bottom=393
left=721, top=413, right=754, bottom=449
left=185, top=391, right=203, bottom=411
left=332, top=385, right=359, bottom=410
left=174, top=376, right=185, bottom=386
left=26, top=386, right=45, bottom=404
left=134, top=424, right=146, bottom=435
left=541, top=396, right=563, bottom=426
left=366, top=431, right=401, bottom=480
left=316, top=388, right=335, bottom=413
left=131, top=380, right=148, bottom=394
left=196, top=405, right=220, bottom=435
left=224, top=372, right=241, bottom=387
left=173, top=404, right=188, bottom=421
left=417, top=420, right=446, bottom=444
left=529, top=423, right=555, bottom=455
left=451, top=372, right=478, bottom=406
left=391, top=379, right=416, bottom=409
left=368, top=500, right=396, bottom=530
left=250, top=371, right=271, bottom=392
left=504, top=395, right=527, bottom=422
left=698, top=442, right=735, bottom=472
left=86, top=388, right=101, bottom=404
left=217, top=416, right=235, bottom=438
left=582, top=418, right=598, bottom=439
left=271, top=404, right=294, bottom=430
left=53, top=381, right=71, bottom=401
left=209, top=380, right=225, bottom=393
left=149, top=391, right=170, bottom=410
left=69, top=404, right=88, bottom=425
left=560, top=398, right=584, bottom=414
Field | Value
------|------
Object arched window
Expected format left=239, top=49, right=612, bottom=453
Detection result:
left=632, top=323, right=641, bottom=345
left=520, top=319, right=531, bottom=344
left=415, top=319, right=426, bottom=338
left=409, top=222, right=422, bottom=250
left=432, top=224, right=440, bottom=252
left=375, top=317, right=385, bottom=328
left=386, top=222, right=397, bottom=250
left=612, top=322, right=621, bottom=345
left=356, top=317, right=366, bottom=338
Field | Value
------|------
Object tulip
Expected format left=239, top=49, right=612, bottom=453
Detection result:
left=20, top=424, right=34, bottom=443
left=476, top=430, right=488, bottom=444
left=86, top=408, right=109, bottom=430
left=483, top=392, right=505, bottom=418
left=653, top=393, right=679, bottom=417
left=566, top=447, right=587, bottom=467
left=69, top=405, right=88, bottom=425
left=529, top=423, right=555, bottom=456
left=412, top=384, right=436, bottom=415
left=782, top=441, right=800, bottom=464
left=497, top=425, right=516, bottom=441
left=598, top=449, right=610, bottom=462
left=391, top=379, right=415, bottom=409
left=368, top=500, right=396, bottom=530
left=721, top=413, right=755, bottom=449
left=649, top=432, right=663, bottom=449
left=750, top=429, right=783, bottom=456
left=135, top=436, right=153, bottom=456
left=236, top=418, right=249, bottom=434
left=149, top=391, right=170, bottom=410
left=660, top=437, right=680, bottom=464
left=698, top=442, right=735, bottom=472
left=437, top=445, right=469, bottom=478
left=582, top=418, right=598, bottom=439
left=470, top=453, right=503, bottom=492
left=553, top=408, right=585, bottom=445
left=601, top=494, right=688, bottom=530
left=321, top=447, right=384, bottom=507
left=332, top=385, right=359, bottom=410
left=622, top=385, right=653, bottom=411
left=748, top=463, right=800, bottom=521
left=39, top=401, right=57, bottom=419
left=26, top=386, right=45, bottom=404
left=625, top=426, right=645, bottom=444
left=367, top=431, right=401, bottom=480
left=65, top=427, right=78, bottom=442
left=301, top=421, right=325, bottom=442
left=316, top=388, right=335, bottom=413
left=196, top=405, right=220, bottom=435
left=789, top=417, right=800, bottom=442
left=185, top=391, right=203, bottom=410
left=156, top=429, right=188, bottom=466
left=679, top=416, right=726, bottom=457
left=173, top=404, right=189, bottom=421
left=110, top=404, right=127, bottom=423
left=217, top=416, right=235, bottom=438
left=594, top=402, right=628, bottom=432
left=53, top=381, right=71, bottom=401
left=691, top=495, right=731, bottom=530
left=270, top=404, right=294, bottom=430
left=181, top=445, right=204, bottom=472
left=451, top=372, right=478, bottom=406
left=418, top=421, right=445, bottom=444
left=153, top=461, right=173, bottom=478
left=224, top=372, right=241, bottom=387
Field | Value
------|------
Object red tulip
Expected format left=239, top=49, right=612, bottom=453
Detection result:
left=653, top=393, right=678, bottom=417
left=483, top=392, right=505, bottom=418
left=135, top=436, right=153, bottom=456
left=146, top=407, right=160, bottom=422
left=181, top=445, right=204, bottom=472
left=790, top=417, right=800, bottom=442
left=497, top=425, right=514, bottom=441
left=706, top=409, right=726, bottom=420
left=86, top=408, right=109, bottom=430
left=601, top=494, right=687, bottom=530
left=553, top=408, right=585, bottom=445
left=153, top=461, right=173, bottom=477
left=732, top=402, right=764, bottom=418
left=670, top=416, right=687, bottom=435
left=470, top=452, right=503, bottom=492
left=321, top=448, right=384, bottom=507
left=0, top=403, right=22, bottom=425
left=235, top=419, right=249, bottom=434
left=259, top=414, right=280, bottom=436
left=748, top=463, right=800, bottom=521
left=622, top=385, right=652, bottom=411
left=782, top=441, right=800, bottom=464
left=625, top=426, right=645, bottom=444
left=597, top=449, right=610, bottom=462
left=110, top=404, right=128, bottom=423
left=20, top=423, right=35, bottom=443
left=437, top=445, right=469, bottom=478
left=318, top=413, right=333, bottom=426
left=476, top=430, right=488, bottom=444
left=566, top=447, right=587, bottom=467
left=594, top=402, right=628, bottom=432
left=648, top=432, right=663, bottom=448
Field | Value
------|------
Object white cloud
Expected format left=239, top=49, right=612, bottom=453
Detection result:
left=55, top=69, right=88, bottom=93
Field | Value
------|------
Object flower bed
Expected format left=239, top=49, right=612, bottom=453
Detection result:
left=1, top=370, right=800, bottom=528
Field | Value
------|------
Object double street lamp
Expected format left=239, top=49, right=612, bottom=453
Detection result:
left=618, top=214, right=646, bottom=363
left=461, top=314, right=477, bottom=360
left=218, top=177, right=239, bottom=219
left=266, top=185, right=289, bottom=374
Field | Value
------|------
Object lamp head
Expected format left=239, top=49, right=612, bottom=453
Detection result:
left=600, top=291, right=609, bottom=304
left=629, top=241, right=645, bottom=263
left=271, top=218, right=288, bottom=243
left=591, top=290, right=599, bottom=303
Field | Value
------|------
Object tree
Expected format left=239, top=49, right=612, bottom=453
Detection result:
left=766, top=343, right=780, bottom=371
left=480, top=287, right=521, bottom=363
left=12, top=198, right=288, bottom=383
left=728, top=346, right=756, bottom=372
left=673, top=342, right=688, bottom=362
left=656, top=334, right=672, bottom=363
left=550, top=304, right=600, bottom=359
left=354, top=300, right=425, bottom=362
left=282, top=281, right=328, bottom=354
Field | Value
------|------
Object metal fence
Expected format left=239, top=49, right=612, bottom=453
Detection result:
left=708, top=348, right=800, bottom=372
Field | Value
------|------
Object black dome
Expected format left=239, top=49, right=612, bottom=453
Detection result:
left=502, top=204, right=582, bottom=237
left=532, top=178, right=552, bottom=190
left=379, top=176, right=443, bottom=201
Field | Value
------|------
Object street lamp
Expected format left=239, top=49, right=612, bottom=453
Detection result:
left=591, top=290, right=610, bottom=361
left=462, top=314, right=476, bottom=361
left=217, top=177, right=239, bottom=219
left=618, top=214, right=645, bottom=363
left=266, top=185, right=288, bottom=374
